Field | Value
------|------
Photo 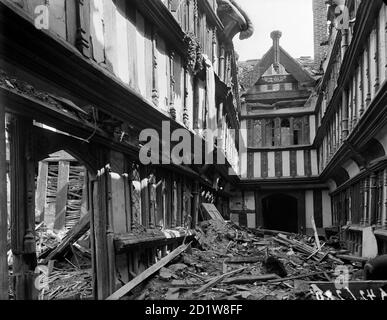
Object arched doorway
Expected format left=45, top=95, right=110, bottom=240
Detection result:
left=262, top=194, right=298, bottom=233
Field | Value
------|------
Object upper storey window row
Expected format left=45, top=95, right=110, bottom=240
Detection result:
left=247, top=116, right=310, bottom=148
left=256, top=82, right=298, bottom=93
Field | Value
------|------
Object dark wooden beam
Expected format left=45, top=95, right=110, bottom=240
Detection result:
left=42, top=212, right=90, bottom=264
left=0, top=99, right=8, bottom=300
left=9, top=115, right=37, bottom=300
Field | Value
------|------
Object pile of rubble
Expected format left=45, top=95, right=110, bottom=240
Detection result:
left=7, top=222, right=93, bottom=300
left=42, top=267, right=92, bottom=300
left=129, top=219, right=366, bottom=300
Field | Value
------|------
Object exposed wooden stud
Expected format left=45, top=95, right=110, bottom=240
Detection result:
left=192, top=181, right=199, bottom=227
left=35, top=162, right=48, bottom=223
left=105, top=166, right=117, bottom=295
left=88, top=174, right=97, bottom=299
left=140, top=167, right=150, bottom=228
left=370, top=172, right=377, bottom=225
left=123, top=173, right=132, bottom=232
left=149, top=172, right=156, bottom=229
left=93, top=170, right=109, bottom=299
left=54, top=161, right=70, bottom=231
left=171, top=177, right=177, bottom=228
left=80, top=170, right=88, bottom=218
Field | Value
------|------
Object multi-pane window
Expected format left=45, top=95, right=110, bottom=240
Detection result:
left=248, top=116, right=310, bottom=148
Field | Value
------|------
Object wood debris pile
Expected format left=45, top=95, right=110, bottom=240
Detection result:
left=126, top=220, right=367, bottom=300
left=43, top=267, right=92, bottom=300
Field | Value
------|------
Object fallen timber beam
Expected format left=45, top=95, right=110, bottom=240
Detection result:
left=335, top=255, right=369, bottom=264
left=193, top=267, right=247, bottom=295
left=106, top=242, right=192, bottom=300
left=42, top=212, right=90, bottom=264
left=263, top=271, right=335, bottom=284
left=275, top=234, right=344, bottom=264
left=222, top=274, right=280, bottom=285
left=114, top=229, right=196, bottom=254
left=224, top=256, right=261, bottom=264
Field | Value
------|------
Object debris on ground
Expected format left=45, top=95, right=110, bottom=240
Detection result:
left=7, top=217, right=379, bottom=300
left=126, top=219, right=369, bottom=300
left=42, top=267, right=93, bottom=300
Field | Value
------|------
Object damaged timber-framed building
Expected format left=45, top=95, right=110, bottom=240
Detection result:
left=234, top=0, right=387, bottom=260
left=1, top=0, right=387, bottom=301
left=0, top=0, right=253, bottom=299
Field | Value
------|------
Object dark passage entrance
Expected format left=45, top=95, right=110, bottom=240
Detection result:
left=262, top=194, right=298, bottom=233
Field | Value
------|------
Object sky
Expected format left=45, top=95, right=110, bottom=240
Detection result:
left=233, top=0, right=314, bottom=61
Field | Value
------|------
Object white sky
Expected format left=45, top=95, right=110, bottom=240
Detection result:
left=233, top=0, right=314, bottom=61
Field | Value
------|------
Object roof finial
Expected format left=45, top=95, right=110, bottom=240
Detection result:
left=270, top=31, right=282, bottom=73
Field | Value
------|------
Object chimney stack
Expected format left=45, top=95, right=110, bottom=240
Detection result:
left=313, top=0, right=328, bottom=69
left=270, top=30, right=282, bottom=73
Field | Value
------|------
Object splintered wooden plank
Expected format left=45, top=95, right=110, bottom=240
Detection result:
left=42, top=212, right=90, bottom=263
left=35, top=161, right=48, bottom=223
left=110, top=173, right=127, bottom=234
left=106, top=242, right=191, bottom=300
left=80, top=170, right=88, bottom=218
left=201, top=203, right=225, bottom=222
left=54, top=161, right=70, bottom=231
